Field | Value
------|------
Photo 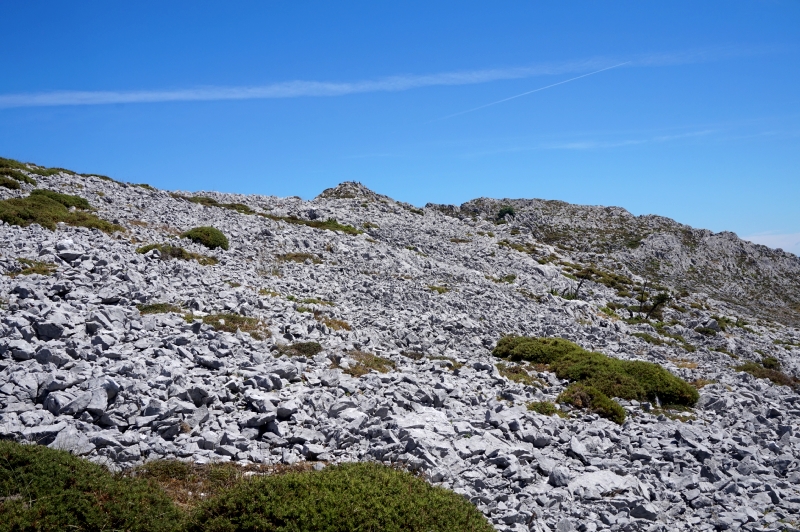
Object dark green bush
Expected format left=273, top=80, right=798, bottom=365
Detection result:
left=181, top=226, right=229, bottom=250
left=0, top=167, right=37, bottom=185
left=0, top=440, right=181, bottom=532
left=0, top=175, right=21, bottom=190
left=558, top=383, right=626, bottom=424
left=186, top=462, right=493, bottom=532
left=0, top=191, right=122, bottom=233
left=735, top=362, right=798, bottom=389
left=493, top=336, right=584, bottom=365
left=496, top=206, right=515, bottom=220
left=30, top=188, right=91, bottom=209
left=493, top=336, right=699, bottom=421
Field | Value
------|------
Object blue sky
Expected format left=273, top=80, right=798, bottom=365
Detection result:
left=2, top=2, right=799, bottom=253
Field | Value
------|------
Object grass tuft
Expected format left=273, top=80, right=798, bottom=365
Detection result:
left=137, top=302, right=184, bottom=315
left=6, top=258, right=57, bottom=278
left=338, top=350, right=396, bottom=377
left=277, top=252, right=321, bottom=264
left=526, top=401, right=566, bottom=418
left=188, top=312, right=270, bottom=340
left=276, top=341, right=323, bottom=358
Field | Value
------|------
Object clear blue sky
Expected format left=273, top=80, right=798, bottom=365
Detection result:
left=2, top=2, right=799, bottom=252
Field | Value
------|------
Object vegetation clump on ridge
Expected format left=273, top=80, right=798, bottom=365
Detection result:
left=0, top=441, right=492, bottom=532
left=261, top=212, right=363, bottom=235
left=493, top=336, right=699, bottom=423
left=0, top=189, right=123, bottom=233
left=170, top=193, right=256, bottom=215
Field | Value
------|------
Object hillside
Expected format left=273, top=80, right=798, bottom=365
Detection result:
left=2, top=163, right=800, bottom=531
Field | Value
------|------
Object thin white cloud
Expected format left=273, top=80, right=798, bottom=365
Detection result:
left=743, top=232, right=800, bottom=255
left=465, top=129, right=717, bottom=156
left=0, top=46, right=772, bottom=109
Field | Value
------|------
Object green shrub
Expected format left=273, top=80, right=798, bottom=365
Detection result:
left=493, top=336, right=584, bottom=365
left=0, top=175, right=21, bottom=190
left=186, top=462, right=493, bottom=532
left=30, top=188, right=91, bottom=209
left=558, top=383, right=626, bottom=424
left=0, top=191, right=122, bottom=233
left=0, top=440, right=181, bottom=532
left=493, top=336, right=698, bottom=417
left=496, top=205, right=515, bottom=220
left=181, top=226, right=229, bottom=250
left=0, top=167, right=36, bottom=185
left=735, top=361, right=798, bottom=389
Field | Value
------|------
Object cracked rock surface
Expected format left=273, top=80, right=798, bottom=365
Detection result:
left=2, top=175, right=800, bottom=531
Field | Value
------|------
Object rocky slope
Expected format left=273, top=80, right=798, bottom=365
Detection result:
left=430, top=197, right=800, bottom=328
left=2, top=169, right=800, bottom=532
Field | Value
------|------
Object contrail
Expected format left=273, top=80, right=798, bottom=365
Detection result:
left=431, top=61, right=631, bottom=122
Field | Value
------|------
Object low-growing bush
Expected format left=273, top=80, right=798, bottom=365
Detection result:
left=0, top=167, right=37, bottom=185
left=186, top=462, right=493, bottom=532
left=558, top=383, right=626, bottom=424
left=735, top=361, right=799, bottom=389
left=137, top=243, right=218, bottom=265
left=0, top=441, right=181, bottom=532
left=0, top=190, right=122, bottom=233
left=493, top=336, right=698, bottom=422
left=30, top=188, right=92, bottom=209
left=181, top=226, right=229, bottom=250
left=0, top=175, right=21, bottom=189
